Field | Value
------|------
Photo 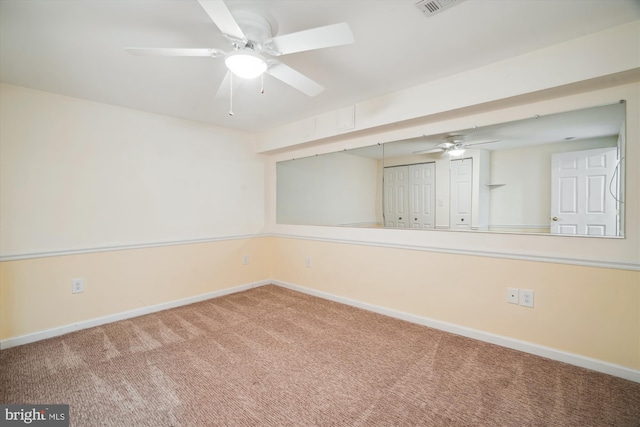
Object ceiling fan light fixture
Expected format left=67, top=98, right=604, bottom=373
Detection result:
left=448, top=147, right=466, bottom=157
left=225, top=50, right=267, bottom=79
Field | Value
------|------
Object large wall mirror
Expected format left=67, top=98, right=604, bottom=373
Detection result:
left=276, top=101, right=626, bottom=237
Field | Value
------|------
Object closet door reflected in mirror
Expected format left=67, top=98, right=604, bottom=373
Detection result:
left=383, top=163, right=435, bottom=229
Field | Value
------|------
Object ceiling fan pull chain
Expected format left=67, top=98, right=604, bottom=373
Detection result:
left=229, top=73, right=234, bottom=116
left=261, top=73, right=265, bottom=94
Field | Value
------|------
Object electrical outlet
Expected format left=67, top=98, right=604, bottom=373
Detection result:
left=519, top=289, right=534, bottom=308
left=507, top=287, right=519, bottom=304
left=72, top=278, right=84, bottom=294
left=305, top=256, right=311, bottom=268
left=242, top=255, right=250, bottom=265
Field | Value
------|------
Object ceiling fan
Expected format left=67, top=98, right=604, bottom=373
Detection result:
left=412, top=134, right=500, bottom=157
left=126, top=0, right=354, bottom=102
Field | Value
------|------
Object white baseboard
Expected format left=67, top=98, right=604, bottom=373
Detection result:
left=272, top=280, right=640, bottom=384
left=0, top=280, right=271, bottom=350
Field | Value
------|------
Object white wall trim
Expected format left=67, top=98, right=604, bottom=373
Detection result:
left=270, top=233, right=639, bottom=271
left=11, top=232, right=636, bottom=271
left=0, top=234, right=270, bottom=262
left=0, top=280, right=271, bottom=350
left=272, top=280, right=640, bottom=383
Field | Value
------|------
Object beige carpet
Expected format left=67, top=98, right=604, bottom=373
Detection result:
left=1, top=285, right=639, bottom=426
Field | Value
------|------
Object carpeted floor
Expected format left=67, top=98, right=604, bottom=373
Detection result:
left=1, top=284, right=639, bottom=426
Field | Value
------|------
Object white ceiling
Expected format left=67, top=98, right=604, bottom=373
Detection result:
left=1, top=0, right=638, bottom=133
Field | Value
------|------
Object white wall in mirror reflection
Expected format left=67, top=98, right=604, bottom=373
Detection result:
left=277, top=149, right=383, bottom=227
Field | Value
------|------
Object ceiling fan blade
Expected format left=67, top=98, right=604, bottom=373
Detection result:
left=407, top=137, right=452, bottom=154
left=197, top=0, right=247, bottom=43
left=126, top=48, right=225, bottom=57
left=412, top=147, right=445, bottom=155
left=411, top=148, right=447, bottom=154
left=266, top=63, right=324, bottom=97
left=215, top=70, right=243, bottom=99
left=464, top=139, right=501, bottom=147
left=264, top=22, right=354, bottom=56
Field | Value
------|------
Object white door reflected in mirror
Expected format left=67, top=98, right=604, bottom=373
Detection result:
left=551, top=147, right=620, bottom=236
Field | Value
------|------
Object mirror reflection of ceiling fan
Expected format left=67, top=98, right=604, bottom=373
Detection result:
left=125, top=0, right=354, bottom=107
left=412, top=134, right=501, bottom=157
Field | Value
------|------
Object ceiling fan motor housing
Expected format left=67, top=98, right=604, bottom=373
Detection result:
left=229, top=11, right=274, bottom=51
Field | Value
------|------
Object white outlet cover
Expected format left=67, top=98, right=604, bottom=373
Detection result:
left=507, top=287, right=519, bottom=304
left=72, top=278, right=84, bottom=294
left=520, top=289, right=534, bottom=308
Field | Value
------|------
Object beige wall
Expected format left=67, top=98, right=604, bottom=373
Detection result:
left=0, top=237, right=272, bottom=340
left=1, top=234, right=637, bottom=371
left=270, top=236, right=640, bottom=370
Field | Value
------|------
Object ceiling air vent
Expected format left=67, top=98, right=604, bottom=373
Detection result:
left=415, top=0, right=463, bottom=17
